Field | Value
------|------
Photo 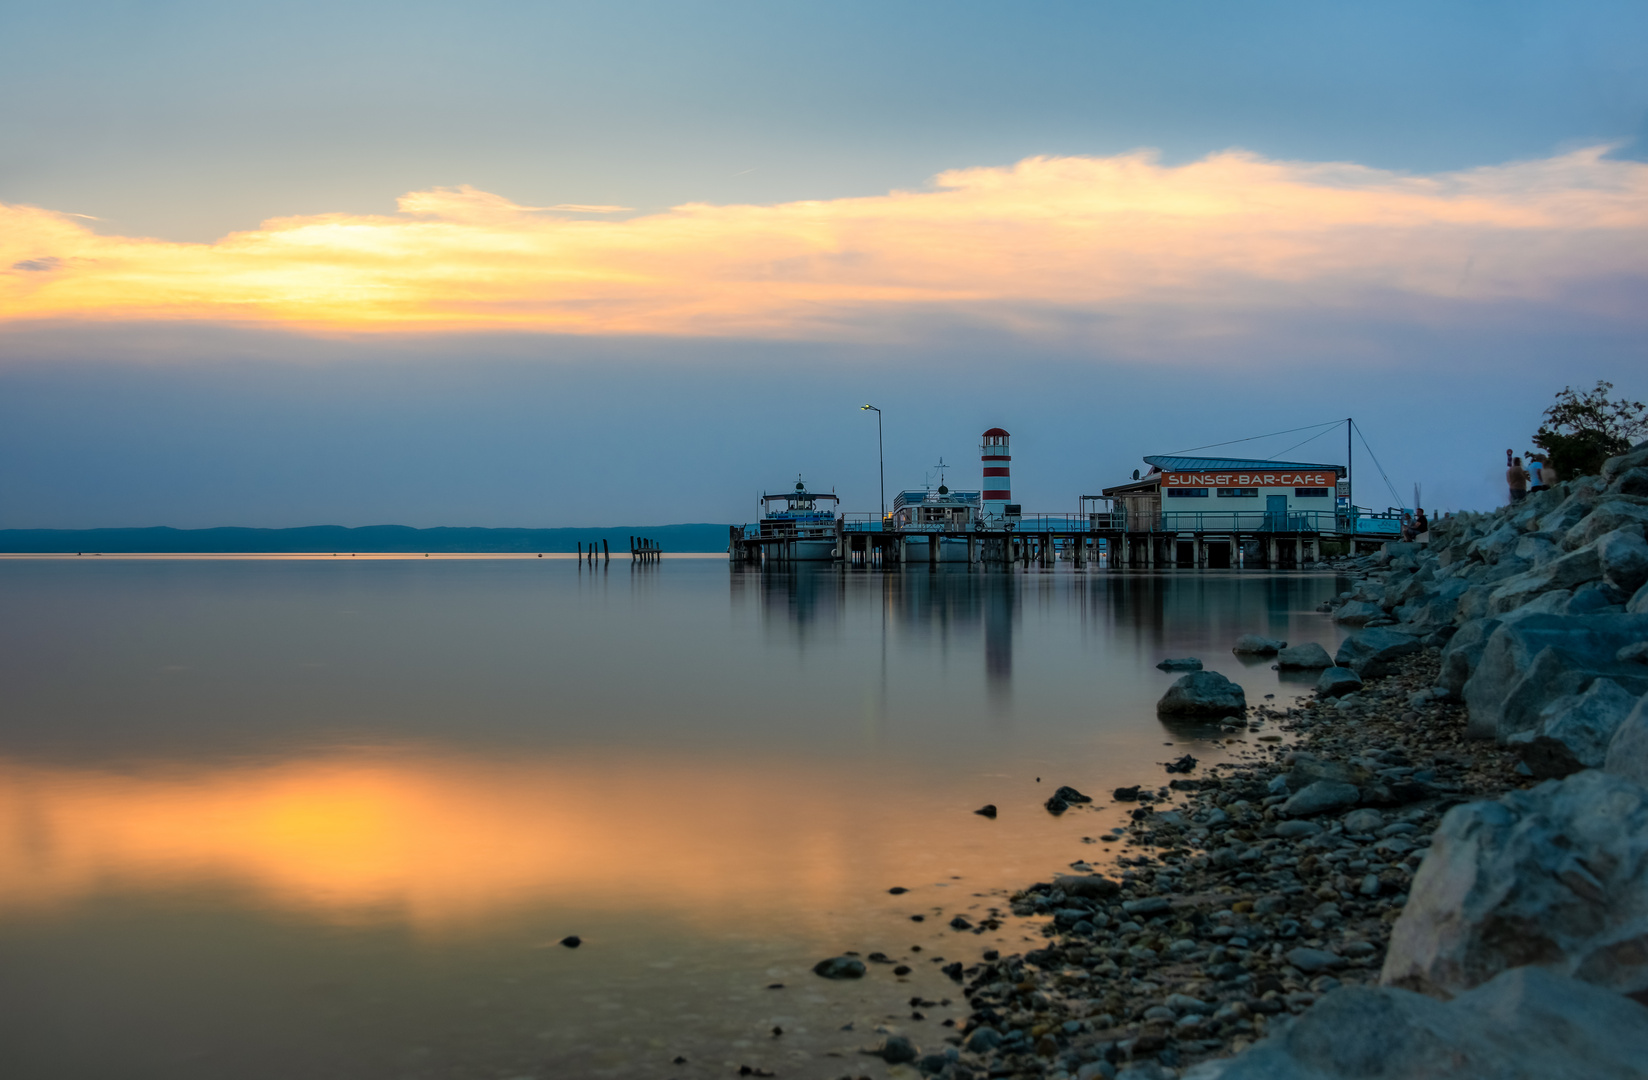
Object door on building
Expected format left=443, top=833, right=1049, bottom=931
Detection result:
left=1265, top=495, right=1287, bottom=532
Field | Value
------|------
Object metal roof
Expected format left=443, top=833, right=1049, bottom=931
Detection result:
left=1142, top=455, right=1346, bottom=477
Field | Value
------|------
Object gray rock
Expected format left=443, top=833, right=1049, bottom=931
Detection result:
left=872, top=1034, right=917, bottom=1064
left=1461, top=613, right=1648, bottom=742
left=1342, top=808, right=1384, bottom=834
left=1285, top=753, right=1372, bottom=791
left=1605, top=694, right=1648, bottom=786
left=1315, top=666, right=1363, bottom=698
left=812, top=956, right=866, bottom=979
left=1274, top=819, right=1322, bottom=838
left=1334, top=627, right=1421, bottom=677
left=1633, top=581, right=1648, bottom=614
left=1487, top=543, right=1604, bottom=613
left=1566, top=579, right=1629, bottom=615
left=1601, top=443, right=1648, bottom=484
left=1233, top=633, right=1286, bottom=655
left=1284, top=947, right=1347, bottom=973
left=1618, top=641, right=1648, bottom=663
left=1282, top=781, right=1360, bottom=817
left=1381, top=769, right=1648, bottom=997
left=1185, top=967, right=1648, bottom=1080
left=1156, top=657, right=1203, bottom=671
left=1157, top=670, right=1247, bottom=718
left=1506, top=677, right=1639, bottom=778
left=1437, top=618, right=1500, bottom=699
left=1562, top=498, right=1648, bottom=551
left=1123, top=896, right=1172, bottom=916
left=964, top=1026, right=1001, bottom=1053
left=1165, top=992, right=1213, bottom=1014
left=1597, top=526, right=1648, bottom=593
left=1276, top=642, right=1333, bottom=669
left=1054, top=874, right=1121, bottom=899
left=1610, top=466, right=1648, bottom=497
left=1332, top=599, right=1383, bottom=626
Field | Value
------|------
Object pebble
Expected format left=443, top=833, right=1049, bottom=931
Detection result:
left=811, top=956, right=865, bottom=979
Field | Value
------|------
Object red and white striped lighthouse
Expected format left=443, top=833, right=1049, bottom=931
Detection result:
left=981, top=428, right=1011, bottom=520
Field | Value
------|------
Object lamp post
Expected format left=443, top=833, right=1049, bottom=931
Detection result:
left=861, top=404, right=884, bottom=522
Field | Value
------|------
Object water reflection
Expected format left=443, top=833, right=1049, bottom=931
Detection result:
left=0, top=558, right=1348, bottom=1080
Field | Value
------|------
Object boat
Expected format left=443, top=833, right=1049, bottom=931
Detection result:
left=754, top=479, right=841, bottom=561
left=889, top=460, right=981, bottom=563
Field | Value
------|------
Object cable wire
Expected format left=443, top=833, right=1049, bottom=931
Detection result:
left=1165, top=419, right=1344, bottom=456
left=1353, top=420, right=1405, bottom=509
left=1267, top=424, right=1338, bottom=462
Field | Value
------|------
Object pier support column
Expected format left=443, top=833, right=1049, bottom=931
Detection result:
left=929, top=533, right=939, bottom=567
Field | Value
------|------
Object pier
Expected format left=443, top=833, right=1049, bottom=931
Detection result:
left=727, top=516, right=1360, bottom=569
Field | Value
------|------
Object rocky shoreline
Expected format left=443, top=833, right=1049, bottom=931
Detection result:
left=822, top=440, right=1648, bottom=1080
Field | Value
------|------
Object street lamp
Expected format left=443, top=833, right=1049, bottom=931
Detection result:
left=861, top=404, right=884, bottom=521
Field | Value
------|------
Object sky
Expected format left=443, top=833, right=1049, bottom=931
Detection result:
left=2, top=0, right=1646, bottom=528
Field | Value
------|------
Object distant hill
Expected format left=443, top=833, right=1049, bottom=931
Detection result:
left=0, top=524, right=734, bottom=554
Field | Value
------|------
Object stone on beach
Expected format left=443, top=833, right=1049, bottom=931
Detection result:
left=1281, top=780, right=1360, bottom=817
left=1157, top=670, right=1247, bottom=718
left=1315, top=666, right=1363, bottom=698
left=1334, top=627, right=1421, bottom=677
left=1054, top=874, right=1121, bottom=899
left=1276, top=642, right=1333, bottom=669
left=1232, top=633, right=1286, bottom=655
left=812, top=956, right=865, bottom=979
left=1156, top=657, right=1204, bottom=671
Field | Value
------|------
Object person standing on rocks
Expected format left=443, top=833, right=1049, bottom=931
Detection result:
left=1506, top=455, right=1529, bottom=503
left=1528, top=454, right=1551, bottom=492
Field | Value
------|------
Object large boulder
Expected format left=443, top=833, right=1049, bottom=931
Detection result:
left=1597, top=527, right=1648, bottom=594
left=1334, top=627, right=1421, bottom=677
left=1380, top=769, right=1648, bottom=997
left=1506, top=678, right=1639, bottom=778
left=1461, top=613, right=1648, bottom=742
left=1600, top=441, right=1648, bottom=484
left=1562, top=498, right=1648, bottom=551
left=1157, top=670, right=1246, bottom=718
left=1316, top=666, right=1363, bottom=698
left=1436, top=618, right=1501, bottom=699
left=1232, top=633, right=1286, bottom=655
left=1332, top=600, right=1383, bottom=626
left=1605, top=694, right=1648, bottom=786
left=1185, top=967, right=1648, bottom=1080
left=1610, top=466, right=1648, bottom=497
left=1277, top=642, right=1333, bottom=669
left=1486, top=543, right=1603, bottom=614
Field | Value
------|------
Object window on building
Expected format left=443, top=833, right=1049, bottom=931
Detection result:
left=1216, top=487, right=1259, bottom=498
left=1295, top=487, right=1330, bottom=497
left=1167, top=488, right=1209, bottom=498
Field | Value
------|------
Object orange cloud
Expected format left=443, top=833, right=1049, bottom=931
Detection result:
left=3, top=148, right=1645, bottom=338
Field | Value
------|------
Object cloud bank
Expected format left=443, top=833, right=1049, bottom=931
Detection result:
left=3, top=147, right=1645, bottom=343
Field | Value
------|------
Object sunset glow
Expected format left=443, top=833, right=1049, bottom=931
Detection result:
left=6, top=147, right=1645, bottom=339
left=0, top=750, right=903, bottom=933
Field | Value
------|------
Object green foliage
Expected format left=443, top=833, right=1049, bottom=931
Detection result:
left=1532, top=380, right=1648, bottom=481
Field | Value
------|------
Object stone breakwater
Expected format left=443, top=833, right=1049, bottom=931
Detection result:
left=816, top=440, right=1648, bottom=1080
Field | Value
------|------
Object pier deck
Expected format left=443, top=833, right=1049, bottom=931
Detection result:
left=729, top=522, right=1385, bottom=568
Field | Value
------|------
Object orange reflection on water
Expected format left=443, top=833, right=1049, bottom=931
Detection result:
left=0, top=749, right=880, bottom=932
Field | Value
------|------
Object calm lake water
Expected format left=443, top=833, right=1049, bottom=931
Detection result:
left=0, top=556, right=1346, bottom=1079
